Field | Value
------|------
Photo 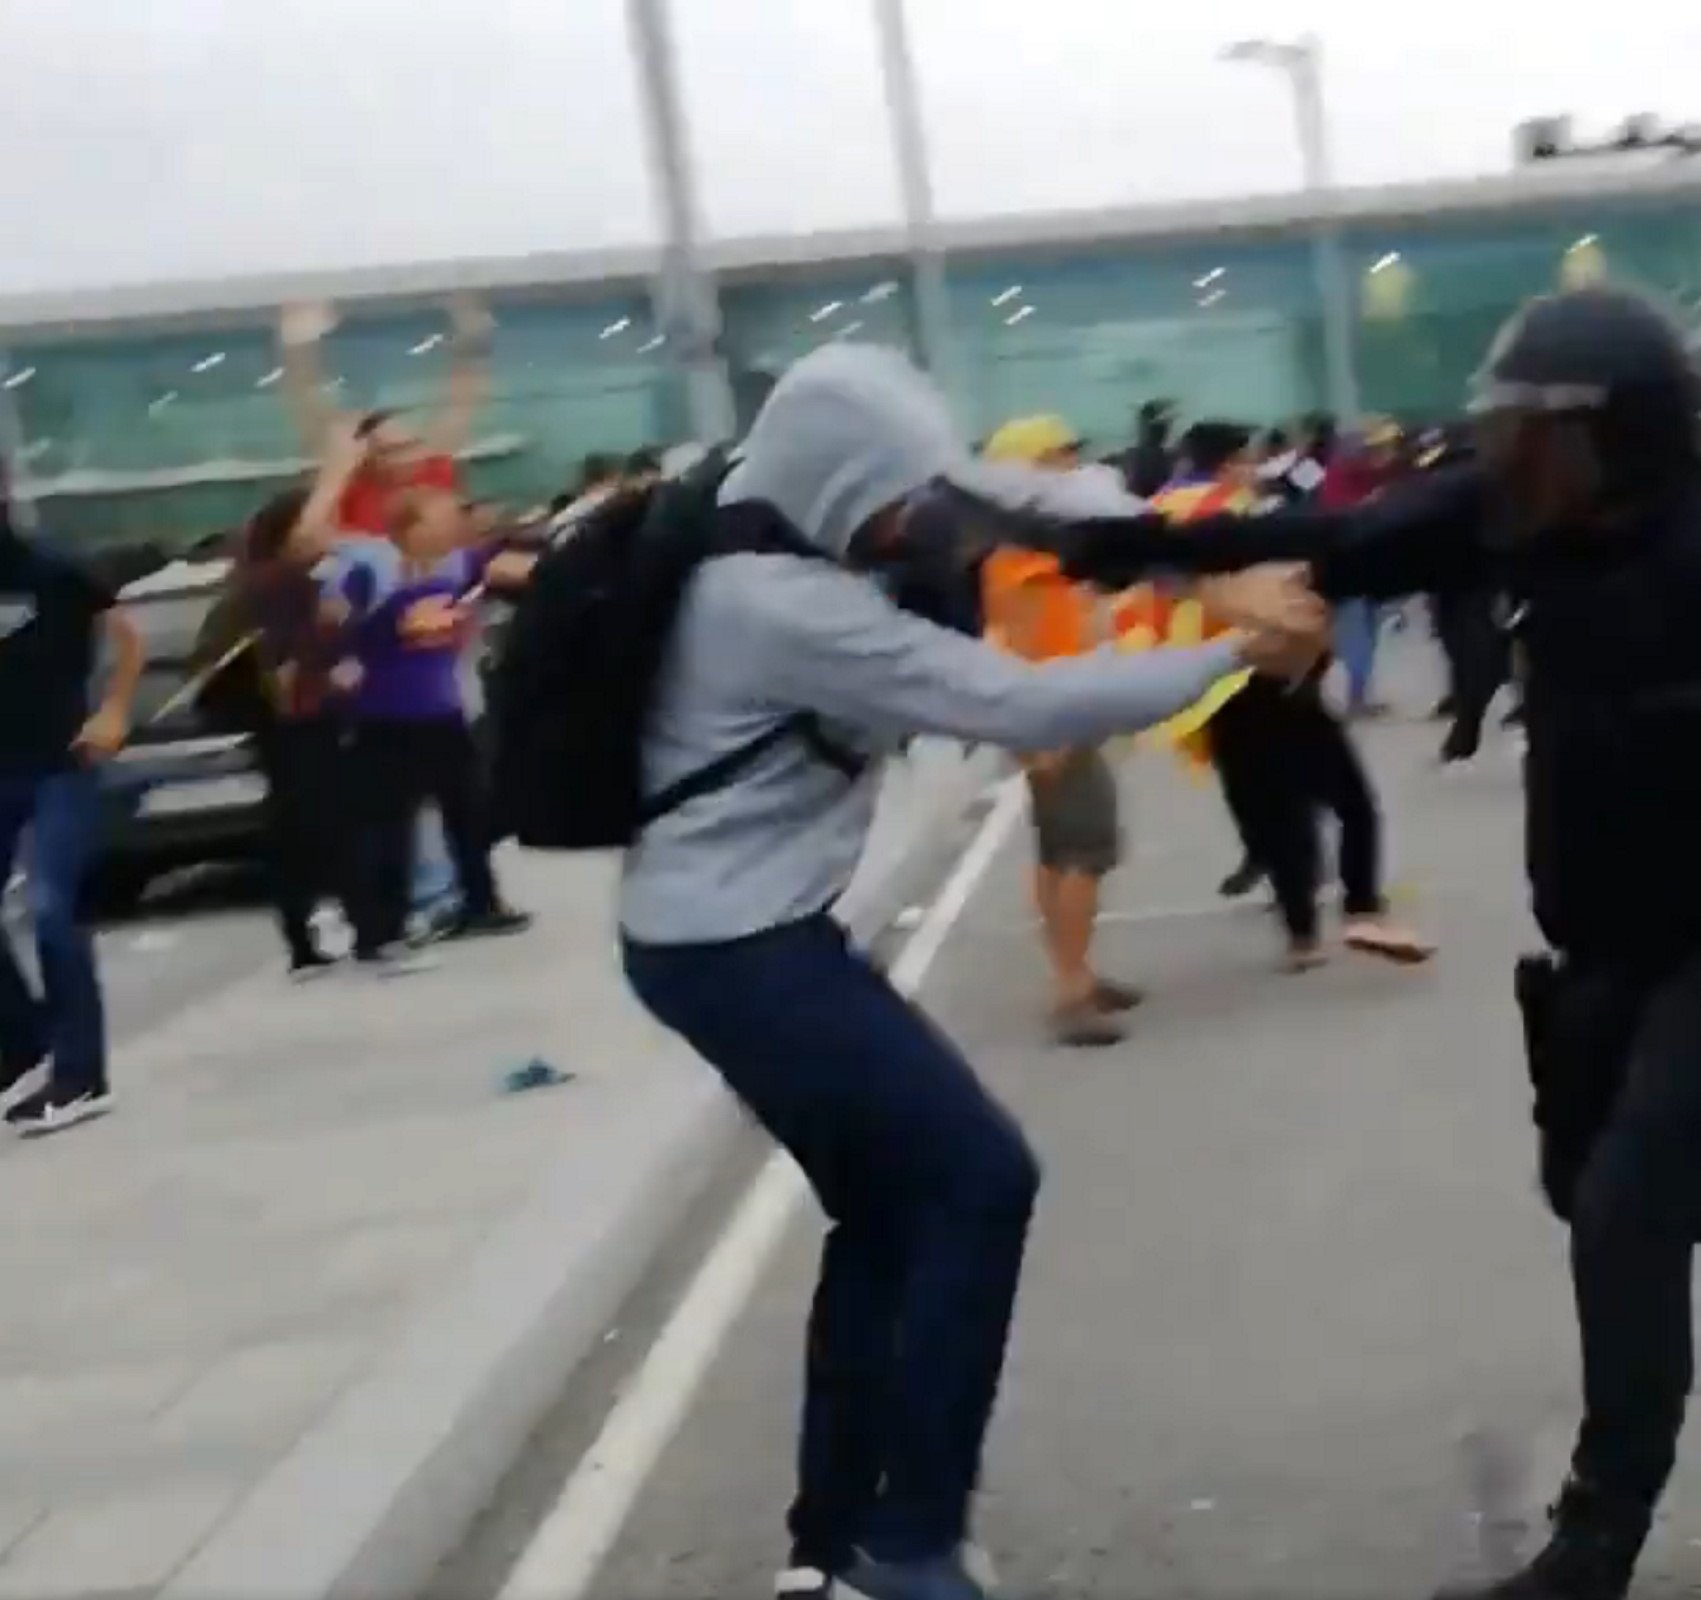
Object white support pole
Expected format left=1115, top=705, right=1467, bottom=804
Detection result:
left=1290, top=38, right=1361, bottom=423
left=872, top=0, right=955, bottom=401
left=626, top=0, right=736, bottom=442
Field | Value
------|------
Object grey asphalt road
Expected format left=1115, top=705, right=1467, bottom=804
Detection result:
left=455, top=644, right=1701, bottom=1600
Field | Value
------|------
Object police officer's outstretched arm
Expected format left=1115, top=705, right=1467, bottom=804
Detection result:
left=1049, top=461, right=1494, bottom=602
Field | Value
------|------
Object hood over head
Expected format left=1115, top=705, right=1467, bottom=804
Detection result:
left=719, top=342, right=1154, bottom=571
left=719, top=344, right=971, bottom=560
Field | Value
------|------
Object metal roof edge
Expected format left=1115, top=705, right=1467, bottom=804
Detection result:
left=4, top=156, right=1695, bottom=337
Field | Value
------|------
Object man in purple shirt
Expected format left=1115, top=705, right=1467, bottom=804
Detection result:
left=334, top=489, right=533, bottom=971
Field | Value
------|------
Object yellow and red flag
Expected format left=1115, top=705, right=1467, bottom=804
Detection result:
left=1110, top=479, right=1254, bottom=773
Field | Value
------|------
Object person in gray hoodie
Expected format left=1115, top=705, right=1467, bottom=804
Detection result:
left=619, top=345, right=1321, bottom=1600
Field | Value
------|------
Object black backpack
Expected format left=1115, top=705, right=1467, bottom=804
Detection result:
left=490, top=451, right=863, bottom=851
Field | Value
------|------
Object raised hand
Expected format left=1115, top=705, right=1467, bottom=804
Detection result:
left=447, top=292, right=495, bottom=342
left=279, top=300, right=338, bottom=349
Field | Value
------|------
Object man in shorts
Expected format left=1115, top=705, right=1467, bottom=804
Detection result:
left=980, top=416, right=1138, bottom=1046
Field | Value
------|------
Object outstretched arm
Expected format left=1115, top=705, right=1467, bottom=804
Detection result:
left=285, top=419, right=368, bottom=564
left=423, top=294, right=493, bottom=458
left=945, top=460, right=1494, bottom=600
left=277, top=302, right=341, bottom=456
left=1060, top=464, right=1495, bottom=600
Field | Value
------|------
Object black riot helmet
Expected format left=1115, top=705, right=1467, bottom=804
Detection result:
left=1470, top=288, right=1701, bottom=522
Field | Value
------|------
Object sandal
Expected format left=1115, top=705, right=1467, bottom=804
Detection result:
left=1092, top=978, right=1147, bottom=1013
left=1050, top=999, right=1125, bottom=1048
left=1343, top=919, right=1436, bottom=965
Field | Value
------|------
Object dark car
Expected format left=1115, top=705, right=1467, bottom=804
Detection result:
left=88, top=564, right=269, bottom=912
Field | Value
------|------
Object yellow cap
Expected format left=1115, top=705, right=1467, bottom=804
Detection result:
left=982, top=414, right=1082, bottom=465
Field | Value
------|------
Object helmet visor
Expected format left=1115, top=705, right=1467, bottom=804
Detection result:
left=1466, top=377, right=1609, bottom=417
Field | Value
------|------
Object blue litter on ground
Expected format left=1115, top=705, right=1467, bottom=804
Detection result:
left=502, top=1059, right=574, bottom=1094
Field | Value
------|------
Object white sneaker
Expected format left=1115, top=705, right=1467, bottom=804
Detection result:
left=775, top=1567, right=839, bottom=1598
left=0, top=1062, right=45, bottom=1116
left=7, top=1089, right=115, bottom=1138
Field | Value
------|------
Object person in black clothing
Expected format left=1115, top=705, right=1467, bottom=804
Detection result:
left=228, top=477, right=359, bottom=979
left=1169, top=422, right=1431, bottom=971
left=1118, top=398, right=1176, bottom=498
left=0, top=486, right=144, bottom=1135
left=1055, top=285, right=1701, bottom=1600
left=1433, top=584, right=1511, bottom=761
left=1415, top=424, right=1517, bottom=762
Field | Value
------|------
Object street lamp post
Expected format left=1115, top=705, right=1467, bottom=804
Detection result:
left=1222, top=35, right=1361, bottom=422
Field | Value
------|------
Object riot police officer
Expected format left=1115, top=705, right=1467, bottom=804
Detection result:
left=1071, top=285, right=1701, bottom=1600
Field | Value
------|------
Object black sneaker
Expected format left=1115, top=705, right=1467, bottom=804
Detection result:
left=6, top=1086, right=115, bottom=1138
left=1435, top=1479, right=1649, bottom=1600
left=1440, top=726, right=1481, bottom=765
left=442, top=905, right=533, bottom=941
left=288, top=949, right=340, bottom=983
left=1219, top=859, right=1265, bottom=898
left=406, top=901, right=462, bottom=950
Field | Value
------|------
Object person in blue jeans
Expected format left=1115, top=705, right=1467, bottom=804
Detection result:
left=1334, top=596, right=1383, bottom=715
left=409, top=806, right=461, bottom=929
left=620, top=346, right=1323, bottom=1600
left=0, top=492, right=144, bottom=1136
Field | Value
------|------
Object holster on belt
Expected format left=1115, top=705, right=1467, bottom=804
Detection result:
left=1514, top=952, right=1644, bottom=1222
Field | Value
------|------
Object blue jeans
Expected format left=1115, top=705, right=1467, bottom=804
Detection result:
left=411, top=807, right=460, bottom=918
left=0, top=770, right=107, bottom=1095
left=624, top=915, right=1039, bottom=1568
left=1335, top=599, right=1382, bottom=713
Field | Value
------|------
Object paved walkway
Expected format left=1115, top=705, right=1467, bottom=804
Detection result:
left=0, top=849, right=658, bottom=1597
left=0, top=741, right=993, bottom=1599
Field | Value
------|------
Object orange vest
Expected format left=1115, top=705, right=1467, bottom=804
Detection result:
left=1110, top=478, right=1256, bottom=771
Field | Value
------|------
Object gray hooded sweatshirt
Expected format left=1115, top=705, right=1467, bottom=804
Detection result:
left=618, top=345, right=1246, bottom=945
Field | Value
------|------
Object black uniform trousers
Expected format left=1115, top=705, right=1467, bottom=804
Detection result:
left=1211, top=676, right=1383, bottom=943
left=1563, top=950, right=1701, bottom=1508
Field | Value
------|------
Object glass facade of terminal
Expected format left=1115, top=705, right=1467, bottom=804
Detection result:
left=7, top=190, right=1699, bottom=550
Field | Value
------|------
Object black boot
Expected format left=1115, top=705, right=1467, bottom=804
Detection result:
left=1436, top=1479, right=1650, bottom=1600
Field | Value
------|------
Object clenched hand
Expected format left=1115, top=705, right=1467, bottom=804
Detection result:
left=1200, top=565, right=1330, bottom=680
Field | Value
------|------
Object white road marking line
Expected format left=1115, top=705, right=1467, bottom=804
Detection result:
left=1096, top=900, right=1253, bottom=927
left=496, top=775, right=1028, bottom=1600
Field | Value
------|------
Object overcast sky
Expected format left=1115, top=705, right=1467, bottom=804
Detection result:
left=3, top=0, right=1697, bottom=295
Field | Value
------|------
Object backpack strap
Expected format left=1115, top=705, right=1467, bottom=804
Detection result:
left=637, top=717, right=802, bottom=827
left=637, top=500, right=869, bottom=829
